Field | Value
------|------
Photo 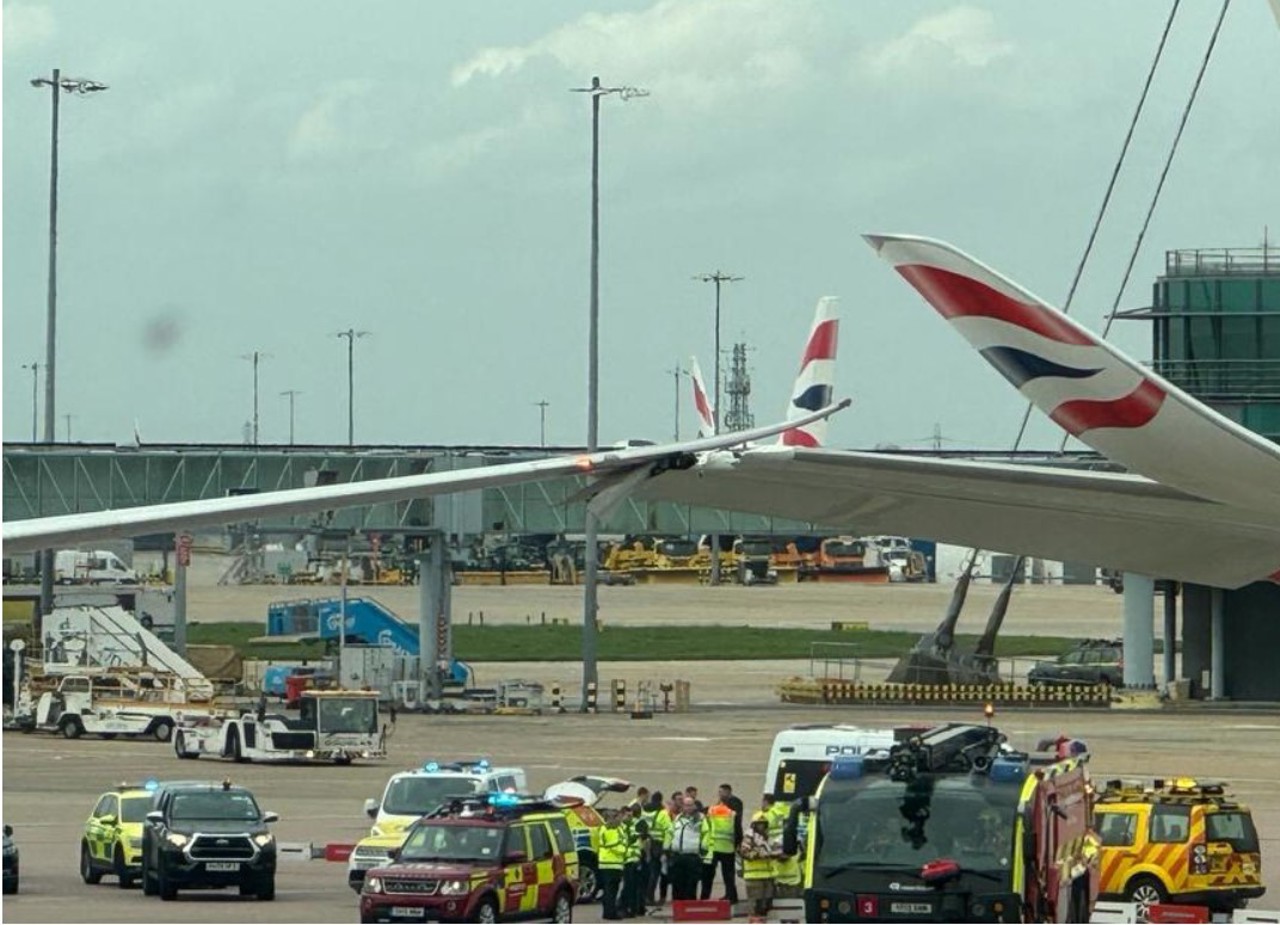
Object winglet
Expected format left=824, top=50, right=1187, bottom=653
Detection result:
left=779, top=297, right=839, bottom=447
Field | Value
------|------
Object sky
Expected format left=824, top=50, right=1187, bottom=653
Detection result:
left=3, top=0, right=1279, bottom=451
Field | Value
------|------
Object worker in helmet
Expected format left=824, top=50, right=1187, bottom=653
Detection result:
left=738, top=812, right=779, bottom=916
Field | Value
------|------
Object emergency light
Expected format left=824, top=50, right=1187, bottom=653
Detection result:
left=490, top=793, right=521, bottom=808
left=829, top=756, right=865, bottom=780
left=144, top=778, right=160, bottom=792
left=989, top=756, right=1028, bottom=784
left=423, top=762, right=440, bottom=772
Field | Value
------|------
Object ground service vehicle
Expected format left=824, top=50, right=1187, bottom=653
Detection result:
left=348, top=760, right=528, bottom=891
left=81, top=781, right=159, bottom=887
left=1094, top=777, right=1264, bottom=916
left=789, top=723, right=1098, bottom=923
left=1027, top=639, right=1123, bottom=688
left=359, top=794, right=578, bottom=924
left=54, top=549, right=138, bottom=584
left=174, top=689, right=385, bottom=764
left=26, top=672, right=206, bottom=741
left=765, top=725, right=903, bottom=801
left=3, top=824, right=17, bottom=895
left=140, top=779, right=278, bottom=901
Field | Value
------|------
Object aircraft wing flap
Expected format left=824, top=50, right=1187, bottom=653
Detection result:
left=637, top=448, right=1280, bottom=589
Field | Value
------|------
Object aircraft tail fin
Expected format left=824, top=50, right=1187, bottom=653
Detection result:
left=779, top=297, right=839, bottom=447
left=689, top=356, right=716, bottom=438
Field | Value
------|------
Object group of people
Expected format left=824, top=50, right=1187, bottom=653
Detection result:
left=594, top=783, right=801, bottom=920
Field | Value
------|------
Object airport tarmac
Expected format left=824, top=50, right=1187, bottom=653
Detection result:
left=4, top=699, right=1278, bottom=924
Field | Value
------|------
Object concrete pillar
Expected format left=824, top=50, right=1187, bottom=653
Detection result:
left=1210, top=588, right=1226, bottom=700
left=421, top=532, right=452, bottom=701
left=1161, top=585, right=1177, bottom=689
left=1122, top=573, right=1155, bottom=688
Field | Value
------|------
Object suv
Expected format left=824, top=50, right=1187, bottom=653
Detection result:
left=1027, top=638, right=1123, bottom=687
left=1095, top=777, right=1264, bottom=917
left=359, top=795, right=578, bottom=924
left=349, top=760, right=527, bottom=891
left=81, top=781, right=159, bottom=888
left=140, top=779, right=278, bottom=901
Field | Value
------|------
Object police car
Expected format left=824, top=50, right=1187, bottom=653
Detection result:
left=80, top=780, right=161, bottom=888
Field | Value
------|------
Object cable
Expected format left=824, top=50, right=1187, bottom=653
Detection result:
left=1055, top=0, right=1232, bottom=453
left=1012, top=0, right=1183, bottom=452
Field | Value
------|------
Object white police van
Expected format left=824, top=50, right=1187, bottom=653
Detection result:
left=764, top=724, right=914, bottom=800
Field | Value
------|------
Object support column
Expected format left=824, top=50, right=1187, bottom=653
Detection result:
left=421, top=532, right=452, bottom=702
left=173, top=534, right=189, bottom=658
left=1121, top=572, right=1155, bottom=688
left=1161, top=584, right=1177, bottom=689
left=1210, top=588, right=1226, bottom=700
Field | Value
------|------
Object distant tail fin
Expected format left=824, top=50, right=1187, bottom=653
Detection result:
left=689, top=356, right=716, bottom=438
left=780, top=297, right=839, bottom=447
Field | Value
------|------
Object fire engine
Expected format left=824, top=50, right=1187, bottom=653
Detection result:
left=172, top=690, right=386, bottom=764
left=786, top=722, right=1099, bottom=922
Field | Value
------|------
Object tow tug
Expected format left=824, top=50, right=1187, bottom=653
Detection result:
left=173, top=689, right=386, bottom=764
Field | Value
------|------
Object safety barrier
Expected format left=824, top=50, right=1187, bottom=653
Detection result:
left=778, top=677, right=1113, bottom=708
left=585, top=681, right=598, bottom=713
left=612, top=679, right=627, bottom=711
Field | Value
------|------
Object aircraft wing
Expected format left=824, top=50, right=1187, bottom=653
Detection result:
left=864, top=234, right=1280, bottom=516
left=636, top=447, right=1280, bottom=589
left=0, top=402, right=848, bottom=554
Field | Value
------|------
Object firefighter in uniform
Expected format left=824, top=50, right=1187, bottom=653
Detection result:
left=739, top=812, right=778, bottom=916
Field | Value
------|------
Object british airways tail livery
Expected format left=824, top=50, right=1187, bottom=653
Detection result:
left=864, top=234, right=1280, bottom=516
left=689, top=356, right=716, bottom=438
left=779, top=297, right=839, bottom=448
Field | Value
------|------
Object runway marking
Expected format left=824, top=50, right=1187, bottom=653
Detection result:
left=647, top=736, right=712, bottom=742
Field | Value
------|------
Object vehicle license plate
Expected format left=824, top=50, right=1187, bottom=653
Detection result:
left=890, top=902, right=932, bottom=915
left=391, top=908, right=426, bottom=917
left=205, top=862, right=240, bottom=872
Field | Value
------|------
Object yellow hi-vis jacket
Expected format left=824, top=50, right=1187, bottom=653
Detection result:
left=766, top=800, right=790, bottom=842
left=773, top=850, right=801, bottom=886
left=644, top=807, right=673, bottom=851
left=598, top=824, right=627, bottom=870
left=706, top=804, right=736, bottom=855
left=738, top=831, right=776, bottom=881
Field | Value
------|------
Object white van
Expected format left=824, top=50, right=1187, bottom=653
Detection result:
left=764, top=724, right=910, bottom=800
left=54, top=550, right=137, bottom=585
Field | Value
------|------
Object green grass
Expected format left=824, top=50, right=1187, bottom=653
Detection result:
left=188, top=621, right=1088, bottom=663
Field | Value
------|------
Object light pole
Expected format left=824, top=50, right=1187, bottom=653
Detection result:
left=280, top=389, right=302, bottom=445
left=21, top=363, right=40, bottom=442
left=693, top=271, right=743, bottom=432
left=665, top=361, right=686, bottom=441
left=241, top=350, right=270, bottom=445
left=534, top=400, right=550, bottom=447
left=570, top=76, right=648, bottom=706
left=335, top=329, right=370, bottom=445
left=31, top=69, right=107, bottom=626
left=63, top=413, right=74, bottom=442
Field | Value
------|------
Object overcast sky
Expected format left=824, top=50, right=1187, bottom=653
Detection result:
left=4, top=0, right=1278, bottom=450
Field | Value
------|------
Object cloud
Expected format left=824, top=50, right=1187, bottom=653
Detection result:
left=412, top=103, right=552, bottom=180
left=289, top=79, right=379, bottom=159
left=3, top=1, right=55, bottom=53
left=861, top=5, right=1014, bottom=82
left=450, top=0, right=823, bottom=112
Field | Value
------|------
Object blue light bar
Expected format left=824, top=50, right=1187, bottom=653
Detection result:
left=476, top=759, right=490, bottom=771
left=989, top=756, right=1028, bottom=784
left=144, top=778, right=160, bottom=792
left=830, top=756, right=865, bottom=780
left=423, top=761, right=440, bottom=772
left=490, top=793, right=521, bottom=807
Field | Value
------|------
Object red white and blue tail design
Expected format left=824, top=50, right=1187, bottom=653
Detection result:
left=865, top=234, right=1280, bottom=515
left=780, top=297, right=839, bottom=447
left=689, top=356, right=716, bottom=438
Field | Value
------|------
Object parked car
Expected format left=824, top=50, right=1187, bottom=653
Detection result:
left=1027, top=639, right=1123, bottom=687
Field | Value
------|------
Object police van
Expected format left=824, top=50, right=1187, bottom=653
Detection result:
left=764, top=724, right=916, bottom=800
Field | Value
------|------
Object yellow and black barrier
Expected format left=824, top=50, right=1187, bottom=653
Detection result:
left=778, top=678, right=1113, bottom=708
left=612, top=679, right=627, bottom=712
